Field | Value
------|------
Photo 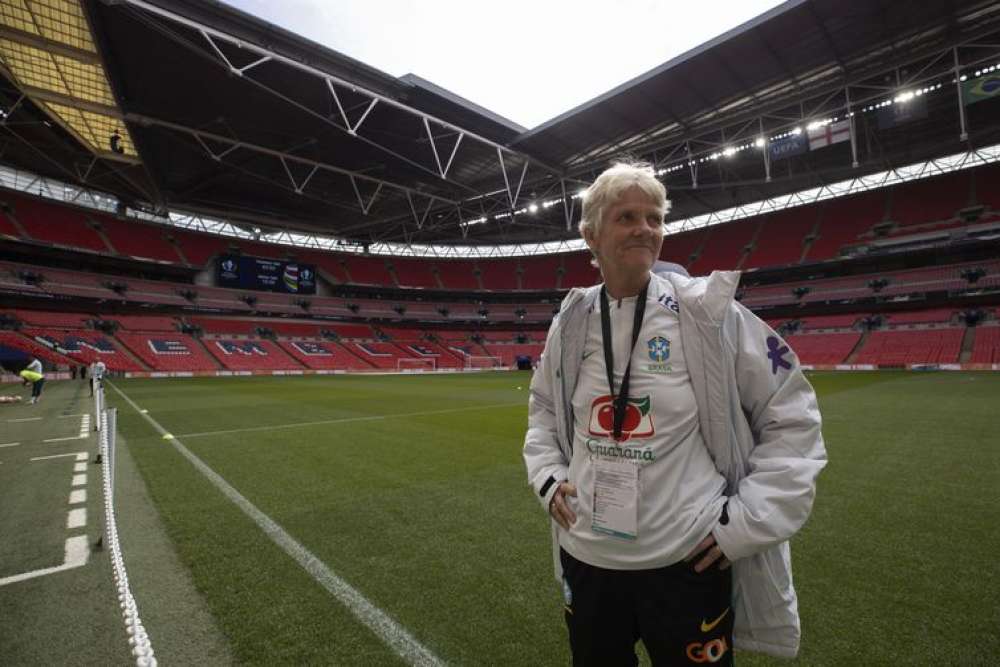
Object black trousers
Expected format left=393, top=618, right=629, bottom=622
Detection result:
left=560, top=548, right=734, bottom=666
left=31, top=379, right=44, bottom=398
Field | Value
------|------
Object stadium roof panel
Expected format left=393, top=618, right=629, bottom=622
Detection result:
left=0, top=0, right=998, bottom=247
left=0, top=0, right=139, bottom=161
left=511, top=0, right=992, bottom=167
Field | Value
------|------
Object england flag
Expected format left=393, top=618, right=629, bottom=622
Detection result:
left=807, top=120, right=850, bottom=151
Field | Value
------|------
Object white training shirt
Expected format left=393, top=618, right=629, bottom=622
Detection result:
left=27, top=358, right=42, bottom=374
left=559, top=277, right=727, bottom=570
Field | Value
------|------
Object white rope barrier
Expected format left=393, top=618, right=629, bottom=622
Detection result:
left=99, top=387, right=157, bottom=666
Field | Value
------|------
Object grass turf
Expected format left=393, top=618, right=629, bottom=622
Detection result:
left=106, top=371, right=1000, bottom=665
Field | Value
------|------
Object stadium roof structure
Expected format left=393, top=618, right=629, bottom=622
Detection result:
left=1, top=0, right=999, bottom=249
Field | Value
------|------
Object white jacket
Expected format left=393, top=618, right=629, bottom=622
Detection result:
left=523, top=270, right=826, bottom=658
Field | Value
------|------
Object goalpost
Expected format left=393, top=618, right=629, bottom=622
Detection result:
left=465, top=355, right=502, bottom=370
left=397, top=357, right=436, bottom=372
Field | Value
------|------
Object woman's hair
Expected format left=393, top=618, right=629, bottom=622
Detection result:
left=578, top=160, right=670, bottom=267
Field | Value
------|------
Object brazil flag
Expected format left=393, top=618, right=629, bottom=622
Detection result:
left=962, top=74, right=1000, bottom=105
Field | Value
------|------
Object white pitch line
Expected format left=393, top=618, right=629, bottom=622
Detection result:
left=69, top=489, right=86, bottom=504
left=31, top=452, right=87, bottom=462
left=0, top=535, right=89, bottom=587
left=7, top=417, right=41, bottom=423
left=0, top=442, right=20, bottom=448
left=43, top=435, right=87, bottom=443
left=108, top=381, right=444, bottom=667
left=176, top=402, right=524, bottom=439
left=71, top=474, right=86, bottom=487
left=67, top=507, right=86, bottom=529
left=58, top=413, right=86, bottom=419
left=73, top=462, right=87, bottom=473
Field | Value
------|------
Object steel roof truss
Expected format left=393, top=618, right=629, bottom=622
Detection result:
left=199, top=30, right=271, bottom=76
left=279, top=157, right=318, bottom=195
left=193, top=132, right=239, bottom=162
left=349, top=177, right=382, bottom=215
left=130, top=113, right=459, bottom=208
left=406, top=191, right=434, bottom=230
left=497, top=147, right=529, bottom=209
left=325, top=79, right=378, bottom=135
left=120, top=0, right=564, bottom=190
left=423, top=117, right=463, bottom=179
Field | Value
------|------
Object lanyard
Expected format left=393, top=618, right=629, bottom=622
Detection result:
left=599, top=281, right=648, bottom=441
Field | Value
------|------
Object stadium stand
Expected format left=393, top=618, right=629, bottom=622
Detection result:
left=970, top=326, right=1000, bottom=364
left=7, top=193, right=108, bottom=253
left=11, top=310, right=91, bottom=328
left=325, top=323, right=375, bottom=339
left=396, top=341, right=464, bottom=368
left=806, top=191, right=886, bottom=260
left=435, top=260, right=479, bottom=289
left=115, top=332, right=219, bottom=371
left=660, top=228, right=708, bottom=270
left=562, top=252, right=600, bottom=288
left=190, top=318, right=259, bottom=335
left=105, top=315, right=177, bottom=331
left=972, top=163, right=1000, bottom=210
left=170, top=228, right=233, bottom=267
left=478, top=259, right=520, bottom=289
left=350, top=341, right=405, bottom=369
left=343, top=256, right=392, bottom=286
left=688, top=218, right=758, bottom=274
left=23, top=329, right=143, bottom=371
left=204, top=339, right=301, bottom=371
left=390, top=257, right=439, bottom=288
left=742, top=209, right=817, bottom=269
left=267, top=321, right=324, bottom=337
left=886, top=171, right=969, bottom=232
left=786, top=332, right=862, bottom=365
left=0, top=208, right=21, bottom=237
left=299, top=250, right=348, bottom=284
left=481, top=342, right=545, bottom=366
left=1, top=161, right=998, bottom=373
left=798, top=313, right=864, bottom=330
left=382, top=327, right=425, bottom=341
left=0, top=331, right=77, bottom=366
left=119, top=279, right=192, bottom=306
left=99, top=216, right=182, bottom=263
left=853, top=328, right=964, bottom=365
left=521, top=255, right=561, bottom=290
left=279, top=340, right=354, bottom=370
left=883, top=310, right=956, bottom=325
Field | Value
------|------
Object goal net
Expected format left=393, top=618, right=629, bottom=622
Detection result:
left=465, top=355, right=502, bottom=370
left=397, top=357, right=436, bottom=372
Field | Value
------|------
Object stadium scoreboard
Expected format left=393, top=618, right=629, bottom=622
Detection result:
left=216, top=254, right=317, bottom=294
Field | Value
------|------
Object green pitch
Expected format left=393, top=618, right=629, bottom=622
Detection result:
left=101, top=371, right=999, bottom=665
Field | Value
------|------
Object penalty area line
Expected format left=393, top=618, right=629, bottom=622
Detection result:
left=175, top=402, right=525, bottom=439
left=106, top=381, right=445, bottom=667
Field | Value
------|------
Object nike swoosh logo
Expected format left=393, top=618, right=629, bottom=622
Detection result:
left=582, top=350, right=595, bottom=360
left=700, top=608, right=730, bottom=633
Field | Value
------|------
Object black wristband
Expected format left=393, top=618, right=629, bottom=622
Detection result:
left=539, top=475, right=557, bottom=499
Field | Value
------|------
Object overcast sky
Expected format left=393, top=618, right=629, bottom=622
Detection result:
left=224, top=0, right=788, bottom=129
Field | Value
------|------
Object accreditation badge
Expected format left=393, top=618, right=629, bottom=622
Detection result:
left=590, top=456, right=639, bottom=541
